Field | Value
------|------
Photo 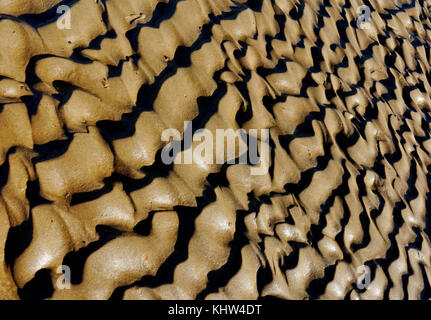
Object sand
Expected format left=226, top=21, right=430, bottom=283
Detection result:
left=0, top=0, right=431, bottom=300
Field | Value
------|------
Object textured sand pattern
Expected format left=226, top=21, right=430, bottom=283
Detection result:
left=1, top=0, right=431, bottom=300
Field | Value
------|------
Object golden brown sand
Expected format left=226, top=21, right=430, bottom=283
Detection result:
left=1, top=0, right=431, bottom=300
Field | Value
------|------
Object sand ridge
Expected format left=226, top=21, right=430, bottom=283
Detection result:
left=0, top=0, right=431, bottom=300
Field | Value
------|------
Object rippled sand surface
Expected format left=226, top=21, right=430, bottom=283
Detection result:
left=1, top=0, right=431, bottom=300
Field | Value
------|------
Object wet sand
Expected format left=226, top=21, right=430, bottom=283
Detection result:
left=1, top=0, right=431, bottom=300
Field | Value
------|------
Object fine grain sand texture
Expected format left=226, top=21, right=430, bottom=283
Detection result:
left=1, top=0, right=431, bottom=300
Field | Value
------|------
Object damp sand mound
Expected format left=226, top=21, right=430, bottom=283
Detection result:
left=1, top=0, right=431, bottom=300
